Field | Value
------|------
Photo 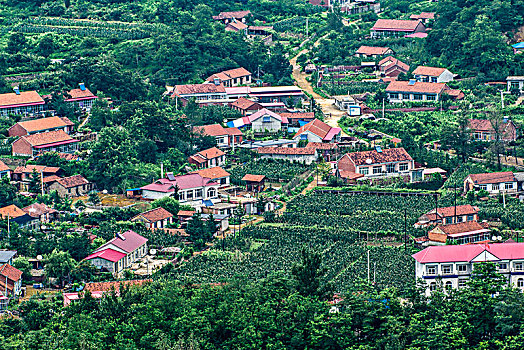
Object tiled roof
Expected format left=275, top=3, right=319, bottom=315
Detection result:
left=224, top=127, right=242, bottom=136
left=231, top=97, right=259, bottom=109
left=257, top=147, right=316, bottom=155
left=14, top=165, right=61, bottom=174
left=213, top=10, right=251, bottom=20
left=339, top=171, right=365, bottom=180
left=226, top=21, right=248, bottom=31
left=0, top=205, right=27, bottom=219
left=466, top=119, right=515, bottom=132
left=356, top=46, right=391, bottom=55
left=412, top=242, right=524, bottom=263
left=379, top=56, right=410, bottom=72
left=280, top=112, right=315, bottom=121
left=294, top=118, right=332, bottom=139
left=20, top=130, right=76, bottom=147
left=412, top=66, right=447, bottom=77
left=84, top=248, right=127, bottom=263
left=0, top=264, right=22, bottom=282
left=436, top=221, right=486, bottom=235
left=174, top=83, right=226, bottom=96
left=386, top=81, right=448, bottom=94
left=424, top=205, right=478, bottom=219
left=55, top=175, right=89, bottom=188
left=207, top=67, right=251, bottom=82
left=372, top=19, right=423, bottom=31
left=410, top=12, right=435, bottom=20
left=16, top=116, right=68, bottom=133
left=143, top=174, right=218, bottom=192
left=42, top=175, right=61, bottom=183
left=242, top=174, right=266, bottom=182
left=65, top=88, right=97, bottom=101
left=84, top=279, right=152, bottom=293
left=306, top=142, right=338, bottom=150
left=22, top=203, right=57, bottom=218
left=196, top=147, right=225, bottom=159
left=467, top=172, right=516, bottom=184
left=0, top=160, right=9, bottom=172
left=194, top=124, right=227, bottom=137
left=95, top=230, right=148, bottom=254
left=177, top=210, right=196, bottom=217
left=133, top=207, right=173, bottom=223
left=247, top=108, right=287, bottom=123
left=344, top=147, right=413, bottom=166
left=0, top=91, right=44, bottom=108
left=193, top=166, right=230, bottom=179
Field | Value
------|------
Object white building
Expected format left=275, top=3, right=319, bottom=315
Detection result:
left=463, top=172, right=517, bottom=195
left=293, top=118, right=341, bottom=143
left=256, top=147, right=318, bottom=165
left=507, top=76, right=524, bottom=95
left=386, top=81, right=450, bottom=103
left=412, top=243, right=524, bottom=296
left=413, top=66, right=455, bottom=83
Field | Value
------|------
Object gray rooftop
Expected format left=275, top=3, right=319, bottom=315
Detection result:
left=0, top=251, right=17, bottom=264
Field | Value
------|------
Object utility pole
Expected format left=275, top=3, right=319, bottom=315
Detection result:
left=306, top=18, right=309, bottom=38
left=382, top=98, right=385, bottom=119
left=7, top=214, right=10, bottom=239
left=367, top=250, right=370, bottom=284
left=404, top=208, right=407, bottom=251
left=40, top=170, right=44, bottom=196
left=501, top=90, right=505, bottom=109
left=373, top=262, right=376, bottom=284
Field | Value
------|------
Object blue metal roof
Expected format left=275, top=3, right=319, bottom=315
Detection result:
left=512, top=42, right=524, bottom=49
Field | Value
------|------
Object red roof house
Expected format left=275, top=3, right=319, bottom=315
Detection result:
left=371, top=19, right=426, bottom=38
left=293, top=119, right=341, bottom=143
left=355, top=46, right=394, bottom=58
left=12, top=130, right=79, bottom=157
left=193, top=124, right=243, bottom=148
left=0, top=264, right=23, bottom=296
left=0, top=90, right=45, bottom=117
left=464, top=172, right=517, bottom=194
left=467, top=118, right=518, bottom=142
left=131, top=207, right=174, bottom=229
left=206, top=67, right=252, bottom=87
left=8, top=116, right=74, bottom=137
left=188, top=146, right=226, bottom=169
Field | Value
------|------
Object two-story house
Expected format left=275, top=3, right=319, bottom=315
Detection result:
left=171, top=83, right=227, bottom=106
left=0, top=89, right=45, bottom=117
left=370, top=19, right=426, bottom=38
left=416, top=204, right=479, bottom=227
left=206, top=67, right=252, bottom=87
left=412, top=243, right=524, bottom=295
left=413, top=66, right=455, bottom=83
left=0, top=264, right=23, bottom=296
left=386, top=80, right=453, bottom=103
left=293, top=118, right=341, bottom=143
left=464, top=172, right=518, bottom=195
left=11, top=130, right=80, bottom=157
left=8, top=116, right=74, bottom=137
left=467, top=118, right=518, bottom=142
left=336, top=147, right=416, bottom=182
left=427, top=221, right=491, bottom=246
left=188, top=147, right=226, bottom=169
left=230, top=108, right=288, bottom=133
left=193, top=124, right=243, bottom=149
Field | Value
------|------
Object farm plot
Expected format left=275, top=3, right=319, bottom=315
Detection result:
left=229, top=159, right=311, bottom=184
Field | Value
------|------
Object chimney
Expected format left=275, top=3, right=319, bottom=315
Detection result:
left=79, top=82, right=86, bottom=91
left=13, top=87, right=20, bottom=95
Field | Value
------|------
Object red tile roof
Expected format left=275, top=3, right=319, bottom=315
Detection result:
left=343, top=147, right=412, bottom=166
left=226, top=22, right=248, bottom=31
left=19, top=130, right=77, bottom=147
left=194, top=124, right=227, bottom=137
left=0, top=264, right=22, bottom=282
left=42, top=175, right=61, bottom=183
left=195, top=147, right=225, bottom=159
left=22, top=203, right=57, bottom=218
left=356, top=46, right=392, bottom=55
left=96, top=230, right=148, bottom=254
left=84, top=279, right=152, bottom=293
left=16, top=116, right=69, bottom=133
left=379, top=56, right=410, bottom=72
left=193, top=166, right=230, bottom=179
left=84, top=248, right=127, bottom=263
left=247, top=108, right=288, bottom=123
left=133, top=207, right=173, bottom=223
left=280, top=112, right=315, bottom=121
left=55, top=175, right=90, bottom=188
left=436, top=221, right=486, bottom=235
left=0, top=91, right=45, bottom=108
left=224, top=127, right=242, bottom=136
left=412, top=242, right=524, bottom=263
left=424, top=205, right=478, bottom=219
left=0, top=205, right=27, bottom=219
left=65, top=88, right=97, bottom=101
left=412, top=66, right=447, bottom=77
left=242, top=174, right=266, bottom=182
left=339, top=171, right=365, bottom=180
left=294, top=118, right=332, bottom=139
left=410, top=12, right=435, bottom=20
left=231, top=97, right=259, bottom=110
left=386, top=81, right=448, bottom=94
left=306, top=142, right=338, bottom=150
left=213, top=10, right=251, bottom=20
left=0, top=160, right=9, bottom=172
left=207, top=67, right=251, bottom=82
left=467, top=119, right=497, bottom=132
left=257, top=147, right=316, bottom=155
left=467, top=172, right=516, bottom=184
left=372, top=19, right=423, bottom=32
left=173, top=83, right=226, bottom=96
left=14, top=165, right=61, bottom=174
left=177, top=210, right=196, bottom=217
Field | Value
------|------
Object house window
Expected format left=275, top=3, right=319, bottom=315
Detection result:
left=359, top=167, right=369, bottom=175
left=498, top=263, right=508, bottom=270
left=456, top=216, right=463, bottom=223
left=300, top=134, right=308, bottom=140
left=373, top=166, right=382, bottom=174
left=402, top=94, right=410, bottom=100
left=458, top=279, right=467, bottom=288
left=194, top=189, right=203, bottom=198
left=467, top=214, right=474, bottom=221
left=427, top=94, right=436, bottom=101
left=426, top=265, right=437, bottom=275
left=389, top=93, right=399, bottom=99
left=429, top=282, right=437, bottom=291
left=207, top=188, right=216, bottom=198
left=399, top=163, right=409, bottom=172
left=445, top=281, right=453, bottom=290
left=514, top=262, right=524, bottom=271
left=505, top=182, right=514, bottom=189
left=186, top=190, right=193, bottom=199
left=442, top=265, right=452, bottom=275
left=413, top=94, right=423, bottom=101
left=492, top=184, right=500, bottom=191
left=457, top=264, right=467, bottom=274
left=386, top=164, right=395, bottom=173
left=511, top=82, right=519, bottom=89
left=479, top=185, right=487, bottom=191
left=431, top=77, right=437, bottom=83
left=263, top=116, right=271, bottom=123
left=422, top=76, right=429, bottom=83
left=518, top=278, right=524, bottom=288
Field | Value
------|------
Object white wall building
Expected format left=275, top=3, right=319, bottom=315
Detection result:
left=413, top=66, right=455, bottom=83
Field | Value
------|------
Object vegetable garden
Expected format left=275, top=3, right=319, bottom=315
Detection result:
left=229, top=159, right=312, bottom=184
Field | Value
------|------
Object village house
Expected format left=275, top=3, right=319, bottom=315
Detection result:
left=171, top=83, right=227, bottom=106
left=63, top=279, right=151, bottom=306
left=206, top=67, right=252, bottom=87
left=8, top=116, right=74, bottom=137
left=229, top=108, right=288, bottom=133
left=0, top=251, right=17, bottom=265
left=0, top=89, right=45, bottom=117
left=416, top=204, right=479, bottom=227
left=413, top=66, right=455, bottom=83
left=507, top=76, right=524, bottom=95
left=12, top=130, right=80, bottom=157
left=337, top=147, right=417, bottom=182
left=386, top=81, right=453, bottom=103
left=257, top=147, right=318, bottom=164
left=85, top=230, right=148, bottom=275
left=0, top=264, right=23, bottom=297
left=242, top=174, right=266, bottom=192
left=467, top=118, right=518, bottom=142
left=64, top=83, right=98, bottom=112
left=293, top=118, right=341, bottom=143
left=213, top=10, right=251, bottom=24
left=188, top=147, right=226, bottom=169
left=230, top=97, right=263, bottom=116
left=412, top=242, right=524, bottom=295
left=378, top=56, right=410, bottom=78
left=247, top=25, right=273, bottom=38
left=306, top=142, right=339, bottom=162
left=280, top=112, right=316, bottom=127
left=11, top=164, right=61, bottom=187
left=225, top=21, right=248, bottom=33
left=192, top=166, right=230, bottom=187
left=193, top=124, right=243, bottom=149
left=333, top=95, right=362, bottom=115
left=248, top=86, right=305, bottom=104
left=47, top=174, right=93, bottom=198
left=141, top=173, right=221, bottom=206
left=370, top=19, right=426, bottom=38
left=355, top=46, right=394, bottom=58
left=464, top=172, right=518, bottom=195
left=409, top=12, right=435, bottom=24
left=427, top=221, right=491, bottom=246
left=0, top=204, right=39, bottom=230
left=0, top=160, right=10, bottom=179
left=22, top=203, right=59, bottom=223
left=131, top=207, right=174, bottom=229
left=239, top=138, right=299, bottom=149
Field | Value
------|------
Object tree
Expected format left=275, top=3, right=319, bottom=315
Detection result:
left=151, top=196, right=180, bottom=216
left=37, top=34, right=57, bottom=57
left=487, top=109, right=505, bottom=170
left=89, top=191, right=101, bottom=206
left=441, top=112, right=472, bottom=162
left=12, top=257, right=32, bottom=282
left=27, top=169, right=42, bottom=194
left=0, top=176, right=18, bottom=207
left=44, top=249, right=76, bottom=286
left=291, top=247, right=333, bottom=300
left=6, top=33, right=27, bottom=54
left=186, top=213, right=212, bottom=250
left=206, top=213, right=218, bottom=237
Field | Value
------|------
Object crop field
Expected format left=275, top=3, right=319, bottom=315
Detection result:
left=172, top=191, right=439, bottom=292
left=229, top=159, right=311, bottom=184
